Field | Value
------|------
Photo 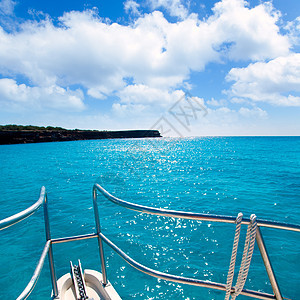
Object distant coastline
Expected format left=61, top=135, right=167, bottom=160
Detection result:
left=0, top=125, right=161, bottom=145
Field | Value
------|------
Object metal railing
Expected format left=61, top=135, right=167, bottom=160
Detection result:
left=93, top=183, right=300, bottom=300
left=0, top=184, right=299, bottom=299
left=0, top=187, right=46, bottom=231
left=0, top=187, right=58, bottom=300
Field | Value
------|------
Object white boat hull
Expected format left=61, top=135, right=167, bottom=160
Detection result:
left=55, top=269, right=121, bottom=300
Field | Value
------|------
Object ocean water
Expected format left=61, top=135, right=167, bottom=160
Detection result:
left=0, top=137, right=299, bottom=300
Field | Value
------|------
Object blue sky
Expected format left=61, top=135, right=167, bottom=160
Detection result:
left=0, top=0, right=299, bottom=136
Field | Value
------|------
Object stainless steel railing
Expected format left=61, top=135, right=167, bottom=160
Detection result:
left=0, top=187, right=46, bottom=231
left=16, top=241, right=51, bottom=300
left=93, top=183, right=300, bottom=232
left=1, top=184, right=299, bottom=299
left=0, top=187, right=58, bottom=300
left=93, top=183, right=300, bottom=300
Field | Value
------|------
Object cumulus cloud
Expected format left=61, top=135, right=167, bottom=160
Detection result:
left=124, top=0, right=141, bottom=16
left=147, top=0, right=189, bottom=20
left=0, top=78, right=85, bottom=110
left=207, top=98, right=228, bottom=107
left=0, top=0, right=295, bottom=114
left=285, top=16, right=300, bottom=46
left=209, top=0, right=290, bottom=61
left=238, top=106, right=268, bottom=118
left=0, top=1, right=291, bottom=88
left=112, top=85, right=186, bottom=123
left=113, top=85, right=209, bottom=132
left=226, top=53, right=300, bottom=106
left=118, top=84, right=184, bottom=106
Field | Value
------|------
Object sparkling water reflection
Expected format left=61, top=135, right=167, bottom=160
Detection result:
left=0, top=137, right=299, bottom=299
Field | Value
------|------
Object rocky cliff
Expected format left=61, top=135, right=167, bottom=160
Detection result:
left=0, top=129, right=161, bottom=145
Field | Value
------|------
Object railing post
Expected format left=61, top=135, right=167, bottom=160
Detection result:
left=256, top=227, right=283, bottom=300
left=93, top=186, right=108, bottom=285
left=43, top=193, right=59, bottom=298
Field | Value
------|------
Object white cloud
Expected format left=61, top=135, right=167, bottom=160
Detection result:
left=0, top=78, right=85, bottom=111
left=118, top=84, right=184, bottom=106
left=0, top=1, right=290, bottom=89
left=0, top=0, right=16, bottom=16
left=113, top=85, right=210, bottom=132
left=239, top=106, right=268, bottom=118
left=147, top=0, right=189, bottom=20
left=182, top=104, right=269, bottom=136
left=87, top=88, right=107, bottom=100
left=226, top=53, right=300, bottom=106
left=285, top=16, right=300, bottom=46
left=0, top=0, right=295, bottom=115
left=124, top=0, right=141, bottom=16
left=206, top=98, right=228, bottom=107
left=112, top=85, right=186, bottom=124
left=112, top=102, right=148, bottom=119
left=209, top=0, right=290, bottom=61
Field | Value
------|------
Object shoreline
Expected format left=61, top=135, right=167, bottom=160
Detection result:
left=0, top=129, right=161, bottom=145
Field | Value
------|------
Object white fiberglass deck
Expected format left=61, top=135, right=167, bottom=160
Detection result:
left=56, top=270, right=121, bottom=300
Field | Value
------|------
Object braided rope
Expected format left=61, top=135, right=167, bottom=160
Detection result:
left=239, top=215, right=257, bottom=289
left=225, top=213, right=243, bottom=300
left=231, top=214, right=257, bottom=300
left=232, top=220, right=253, bottom=297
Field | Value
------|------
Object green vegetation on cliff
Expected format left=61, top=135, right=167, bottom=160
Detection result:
left=0, top=125, right=161, bottom=145
left=0, top=125, right=67, bottom=131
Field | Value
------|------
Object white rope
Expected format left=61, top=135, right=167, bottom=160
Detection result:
left=225, top=213, right=243, bottom=300
left=231, top=214, right=257, bottom=300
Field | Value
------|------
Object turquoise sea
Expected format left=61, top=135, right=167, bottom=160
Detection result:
left=0, top=137, right=299, bottom=299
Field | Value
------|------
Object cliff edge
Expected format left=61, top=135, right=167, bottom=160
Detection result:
left=0, top=125, right=161, bottom=145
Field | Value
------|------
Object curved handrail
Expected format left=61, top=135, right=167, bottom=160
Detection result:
left=0, top=187, right=46, bottom=231
left=0, top=184, right=297, bottom=300
left=93, top=183, right=300, bottom=232
left=16, top=241, right=50, bottom=300
left=93, top=183, right=300, bottom=299
left=0, top=186, right=58, bottom=299
left=99, top=232, right=275, bottom=300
